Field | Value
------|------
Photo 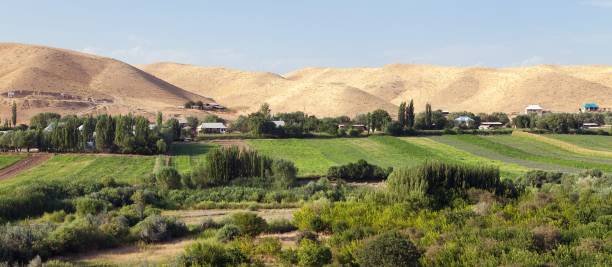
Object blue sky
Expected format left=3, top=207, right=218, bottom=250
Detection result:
left=2, top=0, right=612, bottom=73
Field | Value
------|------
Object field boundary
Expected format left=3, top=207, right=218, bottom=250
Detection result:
left=0, top=153, right=52, bottom=181
left=512, top=131, right=612, bottom=158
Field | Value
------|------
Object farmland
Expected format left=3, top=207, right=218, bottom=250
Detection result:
left=547, top=134, right=612, bottom=152
left=0, top=154, right=25, bottom=170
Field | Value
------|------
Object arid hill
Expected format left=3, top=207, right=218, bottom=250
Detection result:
left=142, top=63, right=612, bottom=117
left=0, top=43, right=212, bottom=123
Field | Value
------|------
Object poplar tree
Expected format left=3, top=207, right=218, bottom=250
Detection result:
left=425, top=103, right=433, bottom=129
left=406, top=99, right=415, bottom=129
left=398, top=102, right=406, bottom=128
left=156, top=112, right=163, bottom=128
left=11, top=102, right=17, bottom=127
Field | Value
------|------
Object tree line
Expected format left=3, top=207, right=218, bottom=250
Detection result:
left=0, top=112, right=182, bottom=154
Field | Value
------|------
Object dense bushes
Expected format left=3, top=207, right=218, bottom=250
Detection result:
left=356, top=231, right=421, bottom=267
left=130, top=215, right=187, bottom=243
left=387, top=161, right=502, bottom=206
left=327, top=160, right=392, bottom=181
left=229, top=212, right=267, bottom=237
left=177, top=241, right=247, bottom=266
left=296, top=239, right=332, bottom=267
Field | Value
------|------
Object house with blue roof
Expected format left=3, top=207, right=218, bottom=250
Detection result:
left=582, top=103, right=599, bottom=112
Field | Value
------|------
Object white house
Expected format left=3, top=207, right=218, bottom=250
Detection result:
left=479, top=122, right=504, bottom=130
left=525, top=104, right=544, bottom=115
left=454, top=116, right=475, bottom=127
left=582, top=122, right=600, bottom=129
left=197, top=122, right=228, bottom=134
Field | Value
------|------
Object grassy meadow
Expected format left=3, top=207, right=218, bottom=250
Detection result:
left=547, top=134, right=612, bottom=152
left=0, top=154, right=26, bottom=169
left=0, top=155, right=156, bottom=192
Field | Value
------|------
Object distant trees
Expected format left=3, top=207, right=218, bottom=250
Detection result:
left=513, top=112, right=610, bottom=133
left=406, top=99, right=415, bottom=129
left=11, top=101, right=17, bottom=127
left=0, top=112, right=177, bottom=154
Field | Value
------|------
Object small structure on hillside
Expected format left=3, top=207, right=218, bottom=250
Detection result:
left=525, top=104, right=544, bottom=115
left=479, top=122, right=504, bottom=130
left=177, top=117, right=188, bottom=127
left=197, top=122, right=227, bottom=134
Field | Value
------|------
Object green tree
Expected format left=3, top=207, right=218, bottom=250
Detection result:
left=156, top=111, right=163, bottom=128
left=165, top=118, right=181, bottom=141
left=370, top=109, right=392, bottom=132
left=11, top=101, right=17, bottom=127
left=398, top=102, right=406, bottom=128
left=95, top=114, right=115, bottom=152
left=425, top=103, right=433, bottom=129
left=406, top=99, right=415, bottom=129
left=156, top=139, right=167, bottom=154
left=356, top=231, right=421, bottom=267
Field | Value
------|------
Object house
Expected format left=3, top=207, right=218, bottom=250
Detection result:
left=190, top=105, right=202, bottom=110
left=441, top=110, right=450, bottom=118
left=581, top=103, right=599, bottom=112
left=197, top=122, right=227, bottom=134
left=177, top=117, right=188, bottom=127
left=454, top=116, right=475, bottom=127
left=148, top=124, right=157, bottom=130
left=525, top=104, right=544, bottom=115
left=582, top=122, right=600, bottom=129
left=479, top=122, right=504, bottom=130
left=338, top=124, right=368, bottom=131
left=272, top=120, right=286, bottom=128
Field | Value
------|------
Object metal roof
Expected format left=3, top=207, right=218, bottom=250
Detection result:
left=198, top=122, right=227, bottom=129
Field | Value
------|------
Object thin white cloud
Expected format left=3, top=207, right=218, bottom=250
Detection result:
left=583, top=0, right=612, bottom=8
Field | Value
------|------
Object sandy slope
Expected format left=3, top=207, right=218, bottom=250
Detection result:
left=0, top=43, right=212, bottom=122
left=142, top=63, right=612, bottom=117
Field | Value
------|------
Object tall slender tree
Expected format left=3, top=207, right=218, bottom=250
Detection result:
left=425, top=103, right=433, bottom=129
left=156, top=111, right=163, bottom=128
left=406, top=99, right=415, bottom=129
left=398, top=102, right=406, bottom=128
left=11, top=102, right=17, bottom=127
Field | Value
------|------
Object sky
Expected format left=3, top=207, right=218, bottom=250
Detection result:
left=2, top=0, right=612, bottom=73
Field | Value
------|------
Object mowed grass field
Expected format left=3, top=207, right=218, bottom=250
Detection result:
left=169, top=142, right=217, bottom=174
left=0, top=155, right=156, bottom=192
left=0, top=154, right=26, bottom=169
left=547, top=134, right=612, bottom=152
left=248, top=136, right=529, bottom=177
left=431, top=135, right=612, bottom=173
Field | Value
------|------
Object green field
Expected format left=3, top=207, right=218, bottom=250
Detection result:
left=0, top=155, right=156, bottom=192
left=0, top=154, right=26, bottom=169
left=432, top=135, right=612, bottom=173
left=170, top=142, right=217, bottom=174
left=547, top=134, right=612, bottom=152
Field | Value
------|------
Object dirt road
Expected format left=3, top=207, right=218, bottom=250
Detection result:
left=0, top=153, right=52, bottom=181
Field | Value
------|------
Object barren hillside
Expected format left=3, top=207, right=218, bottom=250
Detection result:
left=0, top=43, right=212, bottom=122
left=142, top=63, right=612, bottom=117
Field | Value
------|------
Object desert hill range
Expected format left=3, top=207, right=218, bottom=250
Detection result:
left=1, top=43, right=611, bottom=123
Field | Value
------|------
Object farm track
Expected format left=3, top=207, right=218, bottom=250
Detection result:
left=0, top=153, right=52, bottom=181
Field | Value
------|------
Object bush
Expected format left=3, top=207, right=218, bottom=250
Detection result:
left=297, top=239, right=332, bottom=267
left=387, top=161, right=500, bottom=207
left=385, top=121, right=404, bottom=136
left=266, top=219, right=297, bottom=233
left=521, top=170, right=563, bottom=188
left=531, top=225, right=561, bottom=252
left=177, top=241, right=247, bottom=267
left=130, top=215, right=187, bottom=243
left=327, top=160, right=392, bottom=182
left=74, top=197, right=111, bottom=216
left=356, top=231, right=421, bottom=267
left=272, top=159, right=298, bottom=189
left=216, top=224, right=241, bottom=242
left=156, top=167, right=182, bottom=190
left=230, top=212, right=267, bottom=237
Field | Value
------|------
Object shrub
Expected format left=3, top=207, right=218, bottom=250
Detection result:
left=156, top=167, right=182, bottom=190
left=531, top=225, right=561, bottom=252
left=266, top=219, right=297, bottom=233
left=130, top=215, right=187, bottom=243
left=272, top=159, right=298, bottom=189
left=297, top=239, right=332, bottom=267
left=356, top=231, right=421, bottom=267
left=255, top=237, right=282, bottom=256
left=230, top=212, right=267, bottom=237
left=387, top=161, right=500, bottom=207
left=521, top=170, right=563, bottom=188
left=177, top=241, right=247, bottom=267
left=327, top=160, right=392, bottom=182
left=74, top=197, right=111, bottom=216
left=216, top=224, right=241, bottom=242
left=385, top=121, right=404, bottom=136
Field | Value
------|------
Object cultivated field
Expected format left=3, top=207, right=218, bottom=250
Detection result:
left=0, top=154, right=25, bottom=170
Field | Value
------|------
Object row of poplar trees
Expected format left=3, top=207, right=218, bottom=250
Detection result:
left=33, top=112, right=178, bottom=154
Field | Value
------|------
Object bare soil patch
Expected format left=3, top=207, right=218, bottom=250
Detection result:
left=0, top=153, right=51, bottom=181
left=164, top=208, right=297, bottom=225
